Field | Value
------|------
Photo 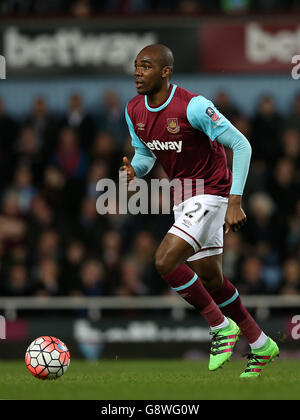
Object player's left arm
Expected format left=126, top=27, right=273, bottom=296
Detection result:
left=187, top=96, right=252, bottom=234
left=217, top=126, right=252, bottom=234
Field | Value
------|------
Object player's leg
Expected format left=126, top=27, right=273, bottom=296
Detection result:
left=188, top=253, right=279, bottom=377
left=188, top=253, right=265, bottom=344
left=157, top=194, right=241, bottom=369
left=155, top=233, right=227, bottom=332
left=155, top=233, right=238, bottom=370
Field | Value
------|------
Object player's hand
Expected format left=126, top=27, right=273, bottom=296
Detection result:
left=224, top=195, right=247, bottom=234
left=119, top=156, right=136, bottom=183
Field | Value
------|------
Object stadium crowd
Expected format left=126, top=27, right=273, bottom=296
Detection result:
left=0, top=88, right=299, bottom=298
left=0, top=0, right=299, bottom=16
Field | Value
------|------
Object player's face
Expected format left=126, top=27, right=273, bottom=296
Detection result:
left=134, top=52, right=164, bottom=95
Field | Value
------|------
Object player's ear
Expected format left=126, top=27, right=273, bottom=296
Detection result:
left=162, top=66, right=172, bottom=79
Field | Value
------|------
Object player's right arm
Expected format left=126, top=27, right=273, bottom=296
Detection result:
left=122, top=105, right=156, bottom=181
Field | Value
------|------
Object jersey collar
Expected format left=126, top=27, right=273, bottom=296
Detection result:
left=145, top=84, right=177, bottom=112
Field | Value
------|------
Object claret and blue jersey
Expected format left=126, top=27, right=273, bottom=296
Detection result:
left=125, top=84, right=252, bottom=199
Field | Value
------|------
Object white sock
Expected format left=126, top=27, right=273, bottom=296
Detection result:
left=250, top=332, right=268, bottom=350
left=211, top=316, right=229, bottom=331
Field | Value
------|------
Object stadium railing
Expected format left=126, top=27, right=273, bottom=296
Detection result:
left=0, top=295, right=299, bottom=320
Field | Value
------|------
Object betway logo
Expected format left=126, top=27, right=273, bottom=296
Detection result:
left=3, top=26, right=157, bottom=73
left=246, top=23, right=300, bottom=63
left=146, top=140, right=182, bottom=153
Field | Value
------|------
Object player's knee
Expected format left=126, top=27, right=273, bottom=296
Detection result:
left=155, top=250, right=177, bottom=276
left=201, top=273, right=223, bottom=289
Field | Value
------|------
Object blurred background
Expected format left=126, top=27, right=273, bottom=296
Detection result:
left=0, top=0, right=300, bottom=360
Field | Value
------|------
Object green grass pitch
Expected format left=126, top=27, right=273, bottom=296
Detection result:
left=0, top=359, right=299, bottom=400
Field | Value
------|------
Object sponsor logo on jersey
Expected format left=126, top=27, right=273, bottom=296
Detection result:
left=206, top=107, right=219, bottom=122
left=146, top=140, right=182, bottom=153
left=167, top=118, right=180, bottom=134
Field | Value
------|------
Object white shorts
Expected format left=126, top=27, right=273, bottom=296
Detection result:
left=168, top=194, right=228, bottom=261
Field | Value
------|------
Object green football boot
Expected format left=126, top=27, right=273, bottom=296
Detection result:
left=240, top=337, right=279, bottom=378
left=209, top=318, right=240, bottom=371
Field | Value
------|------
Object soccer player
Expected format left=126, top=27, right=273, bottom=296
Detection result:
left=121, top=44, right=279, bottom=377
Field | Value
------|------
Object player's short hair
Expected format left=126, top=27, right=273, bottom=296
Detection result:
left=139, top=44, right=174, bottom=76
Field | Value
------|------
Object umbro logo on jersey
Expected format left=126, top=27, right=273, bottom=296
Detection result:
left=146, top=140, right=182, bottom=153
left=136, top=122, right=145, bottom=130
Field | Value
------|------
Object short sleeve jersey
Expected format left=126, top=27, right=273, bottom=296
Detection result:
left=126, top=84, right=232, bottom=198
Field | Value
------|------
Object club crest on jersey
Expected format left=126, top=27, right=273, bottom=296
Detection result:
left=167, top=118, right=180, bottom=134
left=206, top=107, right=219, bottom=122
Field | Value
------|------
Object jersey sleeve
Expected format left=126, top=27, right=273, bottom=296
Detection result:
left=125, top=105, right=156, bottom=178
left=125, top=105, right=150, bottom=150
left=131, top=147, right=156, bottom=178
left=217, top=125, right=252, bottom=196
left=186, top=96, right=230, bottom=140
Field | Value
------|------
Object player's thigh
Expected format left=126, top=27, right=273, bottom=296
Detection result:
left=155, top=232, right=195, bottom=275
left=187, top=253, right=223, bottom=289
left=169, top=195, right=228, bottom=254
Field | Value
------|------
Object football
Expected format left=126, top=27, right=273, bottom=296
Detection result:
left=25, top=336, right=70, bottom=380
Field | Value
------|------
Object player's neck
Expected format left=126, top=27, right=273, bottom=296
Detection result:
left=147, top=83, right=171, bottom=107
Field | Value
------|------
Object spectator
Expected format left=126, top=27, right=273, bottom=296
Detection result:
left=280, top=128, right=300, bottom=168
left=237, top=256, right=266, bottom=295
left=32, top=257, right=61, bottom=296
left=70, top=0, right=91, bottom=17
left=25, top=97, right=59, bottom=157
left=27, top=195, right=55, bottom=233
left=279, top=258, right=300, bottom=295
left=60, top=239, right=86, bottom=295
left=61, top=93, right=95, bottom=150
left=177, top=0, right=201, bottom=13
left=285, top=93, right=300, bottom=133
left=4, top=264, right=31, bottom=296
left=78, top=196, right=108, bottom=251
left=251, top=95, right=283, bottom=165
left=244, top=159, right=269, bottom=196
left=116, top=258, right=148, bottom=296
left=13, top=125, right=45, bottom=183
left=96, top=90, right=127, bottom=146
left=86, top=159, right=110, bottom=199
left=101, top=0, right=151, bottom=14
left=0, top=190, right=27, bottom=258
left=35, top=229, right=60, bottom=262
left=220, top=0, right=251, bottom=13
left=0, top=98, right=18, bottom=168
left=252, top=0, right=287, bottom=11
left=52, top=127, right=88, bottom=181
left=91, top=131, right=122, bottom=177
left=214, top=90, right=239, bottom=120
left=286, top=198, right=300, bottom=255
left=79, top=259, right=105, bottom=296
left=10, top=165, right=37, bottom=214
left=42, top=165, right=67, bottom=213
left=100, top=230, right=122, bottom=293
left=243, top=191, right=276, bottom=248
left=223, top=232, right=244, bottom=283
left=128, top=230, right=165, bottom=294
left=270, top=157, right=300, bottom=218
